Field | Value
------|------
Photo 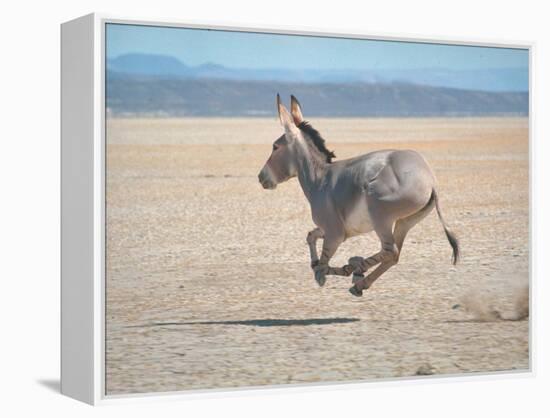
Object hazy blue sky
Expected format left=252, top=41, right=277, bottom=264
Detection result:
left=106, top=23, right=528, bottom=71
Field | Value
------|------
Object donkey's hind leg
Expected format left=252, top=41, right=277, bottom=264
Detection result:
left=349, top=196, right=435, bottom=296
left=350, top=220, right=408, bottom=296
left=348, top=218, right=398, bottom=296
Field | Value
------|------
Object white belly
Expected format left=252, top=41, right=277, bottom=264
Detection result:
left=344, top=197, right=374, bottom=237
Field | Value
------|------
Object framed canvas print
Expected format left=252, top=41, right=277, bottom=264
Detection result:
left=61, top=13, right=532, bottom=405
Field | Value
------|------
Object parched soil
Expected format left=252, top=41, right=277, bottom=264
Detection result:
left=106, top=117, right=529, bottom=395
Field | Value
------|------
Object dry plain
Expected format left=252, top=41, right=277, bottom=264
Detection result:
left=106, top=117, right=529, bottom=395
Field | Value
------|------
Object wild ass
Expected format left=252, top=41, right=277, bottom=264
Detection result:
left=258, top=95, right=459, bottom=297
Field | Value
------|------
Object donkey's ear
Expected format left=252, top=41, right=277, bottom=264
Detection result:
left=290, top=95, right=304, bottom=125
left=277, top=94, right=298, bottom=136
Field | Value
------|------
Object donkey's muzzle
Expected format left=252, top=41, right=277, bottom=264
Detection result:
left=258, top=168, right=277, bottom=190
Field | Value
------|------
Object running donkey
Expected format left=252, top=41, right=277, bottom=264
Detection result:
left=258, top=95, right=459, bottom=297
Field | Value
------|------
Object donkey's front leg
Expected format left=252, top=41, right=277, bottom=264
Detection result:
left=308, top=229, right=351, bottom=276
left=313, top=233, right=345, bottom=287
left=306, top=228, right=324, bottom=269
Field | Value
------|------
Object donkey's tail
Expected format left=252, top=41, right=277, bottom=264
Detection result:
left=432, top=188, right=460, bottom=265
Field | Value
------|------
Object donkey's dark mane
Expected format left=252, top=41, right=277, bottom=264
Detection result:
left=297, top=121, right=336, bottom=163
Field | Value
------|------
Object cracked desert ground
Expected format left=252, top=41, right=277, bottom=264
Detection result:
left=105, top=117, right=529, bottom=395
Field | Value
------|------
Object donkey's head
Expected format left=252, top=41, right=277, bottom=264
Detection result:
left=258, top=94, right=309, bottom=189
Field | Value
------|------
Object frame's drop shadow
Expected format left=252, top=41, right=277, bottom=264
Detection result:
left=36, top=378, right=60, bottom=393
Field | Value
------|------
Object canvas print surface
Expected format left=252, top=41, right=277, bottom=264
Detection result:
left=105, top=23, right=529, bottom=395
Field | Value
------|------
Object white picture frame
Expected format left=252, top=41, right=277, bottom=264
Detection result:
left=61, top=13, right=534, bottom=405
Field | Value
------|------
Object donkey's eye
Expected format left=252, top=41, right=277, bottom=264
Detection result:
left=273, top=144, right=279, bottom=151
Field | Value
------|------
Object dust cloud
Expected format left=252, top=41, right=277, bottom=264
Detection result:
left=457, top=282, right=529, bottom=322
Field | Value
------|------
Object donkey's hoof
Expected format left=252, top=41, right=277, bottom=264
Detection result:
left=348, top=256, right=366, bottom=271
left=352, top=273, right=364, bottom=284
left=349, top=285, right=363, bottom=297
left=314, top=269, right=327, bottom=287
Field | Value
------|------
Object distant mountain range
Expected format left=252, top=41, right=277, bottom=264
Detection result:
left=107, top=53, right=529, bottom=92
left=106, top=53, right=529, bottom=117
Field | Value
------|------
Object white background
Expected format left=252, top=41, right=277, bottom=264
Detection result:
left=1, top=0, right=548, bottom=415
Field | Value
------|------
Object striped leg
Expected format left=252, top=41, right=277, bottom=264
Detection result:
left=348, top=219, right=398, bottom=296
left=349, top=198, right=435, bottom=297
left=308, top=228, right=352, bottom=286
left=312, top=232, right=346, bottom=287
